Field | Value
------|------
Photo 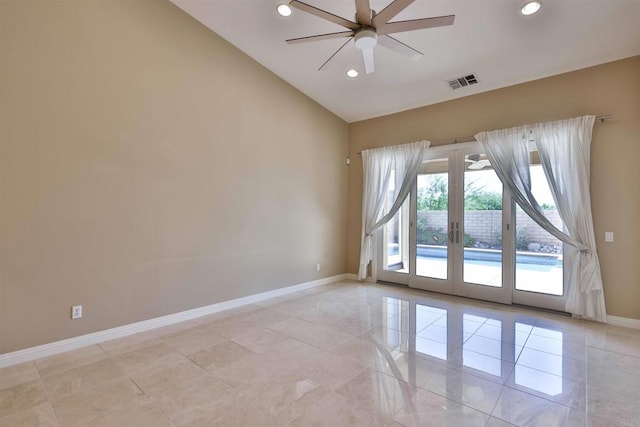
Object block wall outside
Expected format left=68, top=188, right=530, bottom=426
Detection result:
left=417, top=210, right=563, bottom=247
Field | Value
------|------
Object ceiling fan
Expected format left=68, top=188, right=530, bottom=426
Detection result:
left=284, top=0, right=455, bottom=74
left=465, top=154, right=492, bottom=170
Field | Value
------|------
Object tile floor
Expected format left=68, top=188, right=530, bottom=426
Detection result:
left=2, top=280, right=640, bottom=426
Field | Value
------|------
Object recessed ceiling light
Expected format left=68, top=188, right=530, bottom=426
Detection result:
left=346, top=69, right=359, bottom=78
left=521, top=1, right=542, bottom=15
left=276, top=4, right=292, bottom=17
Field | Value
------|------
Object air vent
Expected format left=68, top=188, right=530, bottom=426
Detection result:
left=448, top=73, right=479, bottom=90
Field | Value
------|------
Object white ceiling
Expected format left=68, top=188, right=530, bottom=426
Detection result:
left=170, top=0, right=640, bottom=123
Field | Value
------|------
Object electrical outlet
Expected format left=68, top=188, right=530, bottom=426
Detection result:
left=605, top=232, right=614, bottom=242
left=71, top=305, right=83, bottom=319
left=316, top=263, right=320, bottom=272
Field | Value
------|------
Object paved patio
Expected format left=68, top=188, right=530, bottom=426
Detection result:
left=415, top=256, right=563, bottom=296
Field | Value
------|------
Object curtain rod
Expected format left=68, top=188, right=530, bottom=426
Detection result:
left=355, top=114, right=613, bottom=156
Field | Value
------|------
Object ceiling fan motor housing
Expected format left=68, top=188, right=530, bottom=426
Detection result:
left=284, top=0, right=456, bottom=73
left=355, top=28, right=378, bottom=50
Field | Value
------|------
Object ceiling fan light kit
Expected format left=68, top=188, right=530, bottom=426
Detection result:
left=354, top=29, right=378, bottom=50
left=283, top=0, right=455, bottom=74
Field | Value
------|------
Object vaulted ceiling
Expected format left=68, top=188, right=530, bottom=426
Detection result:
left=170, top=0, right=640, bottom=122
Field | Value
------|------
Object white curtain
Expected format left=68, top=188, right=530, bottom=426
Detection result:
left=475, top=116, right=606, bottom=322
left=359, top=140, right=429, bottom=280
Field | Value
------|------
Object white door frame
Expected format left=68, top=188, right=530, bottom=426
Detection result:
left=453, top=144, right=512, bottom=305
left=375, top=141, right=568, bottom=312
left=408, top=148, right=457, bottom=295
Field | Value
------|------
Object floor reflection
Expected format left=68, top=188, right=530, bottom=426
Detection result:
left=416, top=304, right=448, bottom=360
left=377, top=293, right=568, bottom=400
left=514, top=323, right=564, bottom=396
left=514, top=364, right=563, bottom=396
left=384, top=297, right=409, bottom=352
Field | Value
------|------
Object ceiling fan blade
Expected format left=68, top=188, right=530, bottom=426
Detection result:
left=372, top=0, right=415, bottom=28
left=377, top=35, right=422, bottom=60
left=355, top=0, right=372, bottom=26
left=378, top=15, right=455, bottom=35
left=468, top=160, right=491, bottom=170
left=468, top=163, right=485, bottom=170
left=318, top=37, right=353, bottom=71
left=362, top=48, right=375, bottom=74
left=289, top=0, right=360, bottom=31
left=286, top=31, right=354, bottom=44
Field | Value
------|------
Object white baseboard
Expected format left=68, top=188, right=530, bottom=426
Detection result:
left=607, top=315, right=640, bottom=329
left=344, top=273, right=359, bottom=281
left=0, top=273, right=350, bottom=368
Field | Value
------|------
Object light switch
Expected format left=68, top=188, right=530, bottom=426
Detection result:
left=605, top=232, right=614, bottom=242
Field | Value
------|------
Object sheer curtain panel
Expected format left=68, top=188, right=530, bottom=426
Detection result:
left=359, top=141, right=430, bottom=280
left=476, top=116, right=606, bottom=321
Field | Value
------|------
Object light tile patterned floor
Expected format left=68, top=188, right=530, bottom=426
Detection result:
left=2, top=280, right=640, bottom=426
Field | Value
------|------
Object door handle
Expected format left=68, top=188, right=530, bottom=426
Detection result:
left=449, top=222, right=454, bottom=243
left=455, top=222, right=460, bottom=244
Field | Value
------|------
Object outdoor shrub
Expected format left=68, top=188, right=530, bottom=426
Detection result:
left=516, top=227, right=531, bottom=251
left=417, top=225, right=447, bottom=246
left=417, top=219, right=473, bottom=247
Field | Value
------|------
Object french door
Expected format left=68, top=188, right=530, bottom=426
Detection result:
left=376, top=142, right=567, bottom=312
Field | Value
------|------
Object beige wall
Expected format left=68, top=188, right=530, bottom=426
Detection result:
left=347, top=56, right=640, bottom=320
left=0, top=0, right=348, bottom=353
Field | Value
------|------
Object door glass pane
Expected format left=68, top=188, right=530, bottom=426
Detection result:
left=463, top=153, right=503, bottom=287
left=416, top=158, right=449, bottom=279
left=383, top=191, right=409, bottom=273
left=515, top=162, right=564, bottom=295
